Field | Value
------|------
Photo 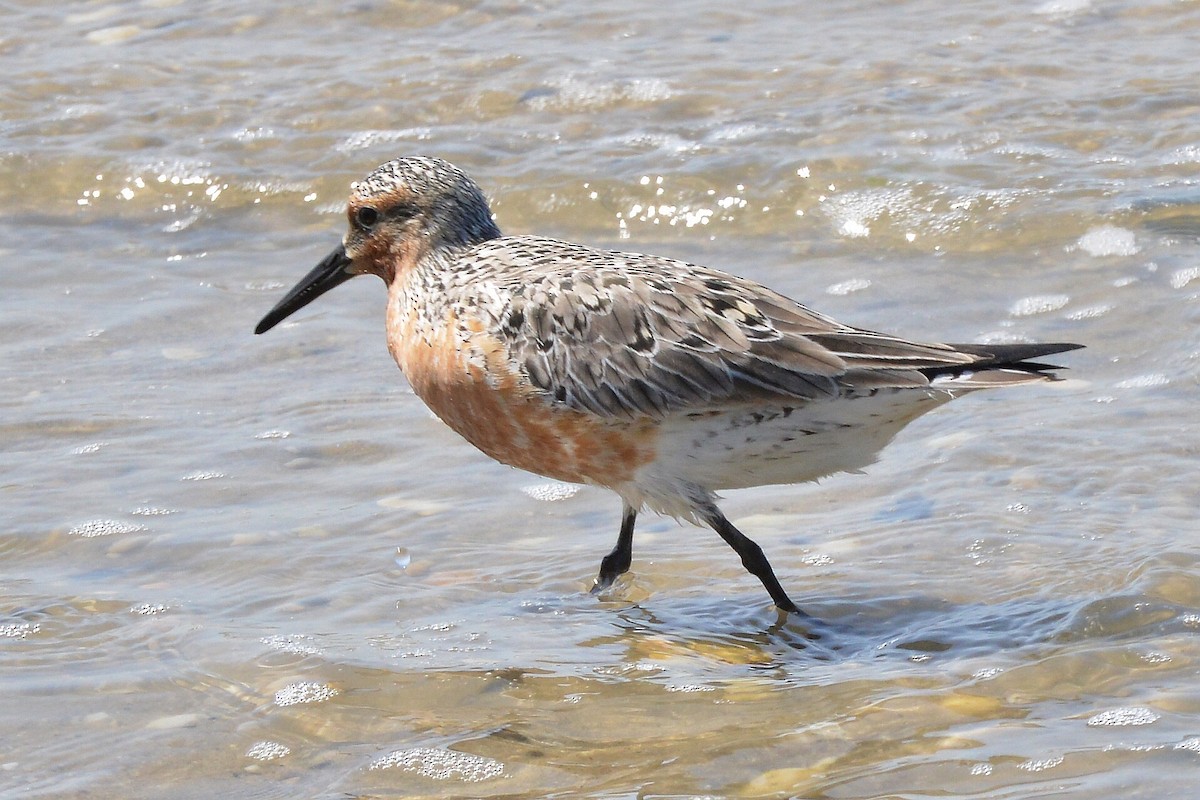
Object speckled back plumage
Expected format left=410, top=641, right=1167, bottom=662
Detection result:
left=449, top=236, right=989, bottom=419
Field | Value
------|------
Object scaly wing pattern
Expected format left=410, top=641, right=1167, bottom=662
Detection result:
left=475, top=237, right=983, bottom=419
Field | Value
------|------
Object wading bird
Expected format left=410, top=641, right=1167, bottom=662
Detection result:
left=256, top=156, right=1081, bottom=613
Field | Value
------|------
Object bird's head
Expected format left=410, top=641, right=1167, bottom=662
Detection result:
left=255, top=156, right=500, bottom=335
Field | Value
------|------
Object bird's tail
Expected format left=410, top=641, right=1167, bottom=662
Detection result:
left=923, top=342, right=1084, bottom=388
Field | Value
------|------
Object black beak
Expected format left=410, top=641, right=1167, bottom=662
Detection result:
left=255, top=245, right=355, bottom=334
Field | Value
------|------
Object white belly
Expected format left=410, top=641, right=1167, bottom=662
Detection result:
left=627, top=388, right=951, bottom=517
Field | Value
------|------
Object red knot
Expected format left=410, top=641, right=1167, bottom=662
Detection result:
left=256, top=156, right=1082, bottom=614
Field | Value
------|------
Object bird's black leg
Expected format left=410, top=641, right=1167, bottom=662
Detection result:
left=703, top=506, right=802, bottom=614
left=591, top=503, right=637, bottom=594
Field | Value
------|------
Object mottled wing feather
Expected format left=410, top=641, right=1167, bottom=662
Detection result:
left=479, top=237, right=979, bottom=419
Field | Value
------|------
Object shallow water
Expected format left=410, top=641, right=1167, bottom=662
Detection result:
left=4, top=0, right=1200, bottom=797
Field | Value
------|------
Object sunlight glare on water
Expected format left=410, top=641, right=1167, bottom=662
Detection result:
left=3, top=0, right=1200, bottom=797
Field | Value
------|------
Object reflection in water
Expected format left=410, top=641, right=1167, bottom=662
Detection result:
left=584, top=592, right=1096, bottom=678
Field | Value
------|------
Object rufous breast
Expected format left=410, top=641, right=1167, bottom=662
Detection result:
left=386, top=293, right=658, bottom=489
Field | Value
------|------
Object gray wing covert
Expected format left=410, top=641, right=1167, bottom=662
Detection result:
left=477, top=239, right=984, bottom=419
left=496, top=256, right=861, bottom=419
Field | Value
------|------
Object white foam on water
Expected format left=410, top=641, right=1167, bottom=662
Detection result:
left=1074, top=226, right=1139, bottom=257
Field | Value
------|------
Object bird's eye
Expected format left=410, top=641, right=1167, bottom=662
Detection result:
left=355, top=206, right=379, bottom=229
